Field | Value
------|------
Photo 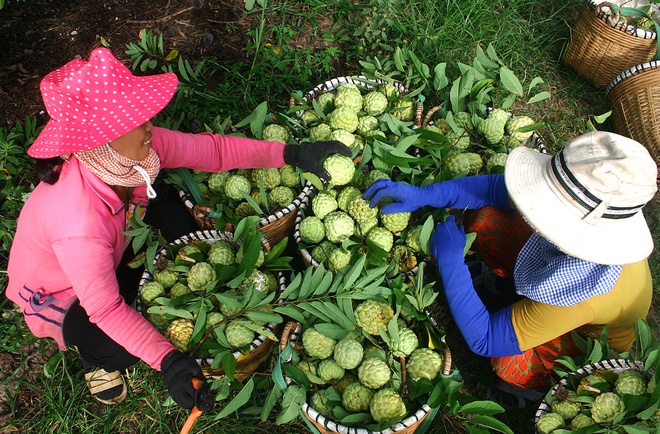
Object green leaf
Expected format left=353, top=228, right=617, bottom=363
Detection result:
left=470, top=415, right=515, bottom=434
left=246, top=311, right=282, bottom=324
left=216, top=378, right=255, bottom=419
left=221, top=351, right=236, bottom=380
left=499, top=66, right=523, bottom=96
left=273, top=305, right=307, bottom=323
left=313, top=323, right=351, bottom=340
left=527, top=91, right=551, bottom=104
left=433, top=63, right=449, bottom=91
left=276, top=385, right=307, bottom=424
left=459, top=400, right=505, bottom=415
left=260, top=386, right=283, bottom=421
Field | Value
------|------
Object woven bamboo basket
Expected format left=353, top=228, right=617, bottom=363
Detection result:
left=179, top=180, right=315, bottom=247
left=534, top=358, right=653, bottom=432
left=606, top=60, right=660, bottom=172
left=562, top=0, right=657, bottom=88
left=278, top=322, right=450, bottom=434
left=137, top=229, right=283, bottom=381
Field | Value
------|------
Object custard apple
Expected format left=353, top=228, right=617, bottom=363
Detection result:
left=238, top=269, right=270, bottom=294
left=279, top=164, right=299, bottom=188
left=262, top=124, right=290, bottom=143
left=225, top=320, right=255, bottom=348
left=536, top=412, right=564, bottom=434
left=488, top=108, right=510, bottom=125
left=236, top=201, right=257, bottom=216
left=477, top=117, right=505, bottom=145
left=322, top=154, right=355, bottom=186
left=333, top=338, right=364, bottom=369
left=505, top=116, right=535, bottom=141
left=347, top=197, right=378, bottom=223
left=405, top=225, right=424, bottom=253
left=235, top=245, right=265, bottom=268
left=170, top=282, right=191, bottom=298
left=407, top=348, right=443, bottom=381
left=364, top=169, right=389, bottom=188
left=570, top=413, right=594, bottom=430
left=366, top=227, right=393, bottom=252
left=363, top=91, right=388, bottom=116
left=206, top=311, right=226, bottom=331
left=354, top=300, right=394, bottom=335
left=310, top=240, right=337, bottom=265
left=148, top=313, right=170, bottom=333
left=316, top=92, right=336, bottom=114
left=453, top=111, right=474, bottom=130
left=446, top=128, right=470, bottom=151
left=207, top=240, right=236, bottom=266
left=380, top=210, right=410, bottom=234
left=302, top=328, right=336, bottom=360
left=551, top=399, right=581, bottom=420
left=342, top=382, right=374, bottom=413
left=187, top=262, right=217, bottom=293
left=334, top=88, right=363, bottom=113
left=590, top=392, right=625, bottom=424
left=330, top=129, right=356, bottom=149
left=379, top=83, right=398, bottom=101
left=301, top=110, right=321, bottom=127
left=369, top=388, right=407, bottom=424
left=356, top=218, right=378, bottom=237
left=328, top=107, right=359, bottom=133
left=310, top=390, right=333, bottom=419
left=358, top=357, right=391, bottom=389
left=251, top=168, right=281, bottom=190
left=335, top=373, right=358, bottom=395
left=336, top=186, right=362, bottom=211
left=268, top=186, right=294, bottom=208
left=389, top=327, right=419, bottom=357
left=444, top=153, right=472, bottom=177
left=486, top=153, right=508, bottom=174
left=391, top=98, right=414, bottom=121
left=297, top=360, right=325, bottom=384
left=207, top=171, right=230, bottom=193
left=327, top=248, right=352, bottom=271
left=312, top=192, right=339, bottom=220
left=324, top=211, right=355, bottom=243
left=165, top=318, right=194, bottom=352
left=224, top=175, right=252, bottom=200
left=153, top=269, right=179, bottom=289
left=356, top=115, right=379, bottom=136
left=317, top=359, right=345, bottom=381
left=615, top=369, right=647, bottom=396
left=141, top=281, right=165, bottom=307
left=300, top=216, right=326, bottom=244
left=309, top=123, right=333, bottom=142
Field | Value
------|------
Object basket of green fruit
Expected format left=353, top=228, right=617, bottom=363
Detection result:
left=137, top=217, right=291, bottom=380
left=534, top=358, right=658, bottom=433
left=268, top=260, right=452, bottom=434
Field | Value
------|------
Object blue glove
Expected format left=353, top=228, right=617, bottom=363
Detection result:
left=431, top=216, right=521, bottom=357
left=363, top=174, right=513, bottom=214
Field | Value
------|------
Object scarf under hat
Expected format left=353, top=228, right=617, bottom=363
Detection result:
left=514, top=234, right=623, bottom=306
left=71, top=143, right=160, bottom=199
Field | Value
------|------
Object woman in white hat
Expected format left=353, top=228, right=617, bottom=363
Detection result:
left=6, top=47, right=350, bottom=408
left=364, top=131, right=657, bottom=406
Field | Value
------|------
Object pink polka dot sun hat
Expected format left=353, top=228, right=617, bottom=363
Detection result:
left=28, top=47, right=179, bottom=159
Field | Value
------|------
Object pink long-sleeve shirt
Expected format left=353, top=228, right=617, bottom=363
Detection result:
left=6, top=127, right=285, bottom=370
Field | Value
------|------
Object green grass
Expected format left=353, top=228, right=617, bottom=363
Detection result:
left=1, top=0, right=659, bottom=432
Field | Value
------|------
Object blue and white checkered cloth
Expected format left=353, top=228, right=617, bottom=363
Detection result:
left=514, top=234, right=623, bottom=306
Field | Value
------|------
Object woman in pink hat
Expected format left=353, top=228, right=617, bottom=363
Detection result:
left=6, top=47, right=350, bottom=407
left=364, top=131, right=657, bottom=408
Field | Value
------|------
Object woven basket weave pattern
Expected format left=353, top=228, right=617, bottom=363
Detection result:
left=563, top=0, right=657, bottom=88
left=607, top=60, right=660, bottom=171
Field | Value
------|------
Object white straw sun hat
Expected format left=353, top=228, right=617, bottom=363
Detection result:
left=505, top=131, right=657, bottom=265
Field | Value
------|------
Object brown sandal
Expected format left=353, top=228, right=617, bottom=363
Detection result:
left=84, top=368, right=127, bottom=405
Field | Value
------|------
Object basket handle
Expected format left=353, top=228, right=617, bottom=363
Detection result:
left=609, top=5, right=660, bottom=61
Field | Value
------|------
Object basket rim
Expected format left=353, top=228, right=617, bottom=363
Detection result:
left=533, top=358, right=649, bottom=424
left=588, top=0, right=658, bottom=39
left=136, top=229, right=285, bottom=365
left=605, top=59, right=660, bottom=93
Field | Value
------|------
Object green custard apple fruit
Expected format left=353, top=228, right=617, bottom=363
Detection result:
left=207, top=240, right=236, bottom=266
left=141, top=281, right=165, bottom=307
left=300, top=216, right=326, bottom=244
left=551, top=399, right=581, bottom=421
left=225, top=320, right=255, bottom=348
left=235, top=245, right=265, bottom=268
left=444, top=153, right=472, bottom=178
left=446, top=128, right=470, bottom=151
left=405, top=225, right=423, bottom=253
left=336, top=186, right=362, bottom=211
left=536, top=412, right=564, bottom=434
left=310, top=240, right=337, bottom=265
left=153, top=269, right=178, bottom=289
left=369, top=388, right=407, bottom=424
left=207, top=171, right=231, bottom=193
left=187, top=262, right=217, bottom=293
left=312, top=192, right=339, bottom=220
left=334, top=88, right=363, bottom=113
left=328, top=106, right=359, bottom=133
left=165, top=318, right=194, bottom=352
left=342, top=382, right=374, bottom=413
left=309, top=123, right=333, bottom=142
left=488, top=108, right=510, bottom=125
left=477, top=117, right=505, bottom=145
left=615, top=369, right=647, bottom=396
left=486, top=153, right=508, bottom=174
left=316, top=92, right=335, bottom=114
left=354, top=300, right=394, bottom=335
left=406, top=348, right=443, bottom=381
left=505, top=116, right=535, bottom=141
left=380, top=210, right=410, bottom=234
left=301, top=110, right=321, bottom=127
left=356, top=217, right=378, bottom=237
left=238, top=269, right=270, bottom=294
left=453, top=111, right=474, bottom=130
left=391, top=98, right=414, bottom=121
left=590, top=392, right=625, bottom=424
left=347, top=197, right=378, bottom=224
left=322, top=154, right=356, bottom=186
left=363, top=91, right=389, bottom=116
left=358, top=357, right=391, bottom=389
left=251, top=168, right=281, bottom=190
left=356, top=115, right=379, bottom=136
left=310, top=390, right=333, bottom=419
left=170, top=282, right=191, bottom=298
left=317, top=359, right=345, bottom=381
left=262, top=124, right=290, bottom=143
left=224, top=175, right=252, bottom=200
left=333, top=338, right=364, bottom=370
left=335, top=373, right=358, bottom=395
left=148, top=313, right=171, bottom=333
left=206, top=311, right=226, bottom=331
left=302, top=328, right=336, bottom=360
left=366, top=227, right=394, bottom=252
left=379, top=83, right=398, bottom=101
left=330, top=129, right=356, bottom=149
left=363, top=169, right=389, bottom=189
left=327, top=248, right=352, bottom=272
left=235, top=201, right=257, bottom=216
left=389, top=327, right=419, bottom=357
left=570, top=413, right=594, bottom=430
left=324, top=211, right=355, bottom=243
left=279, top=164, right=299, bottom=188
left=268, top=185, right=294, bottom=208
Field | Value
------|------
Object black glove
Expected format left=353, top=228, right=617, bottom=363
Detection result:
left=161, top=350, right=210, bottom=410
left=283, top=140, right=352, bottom=182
